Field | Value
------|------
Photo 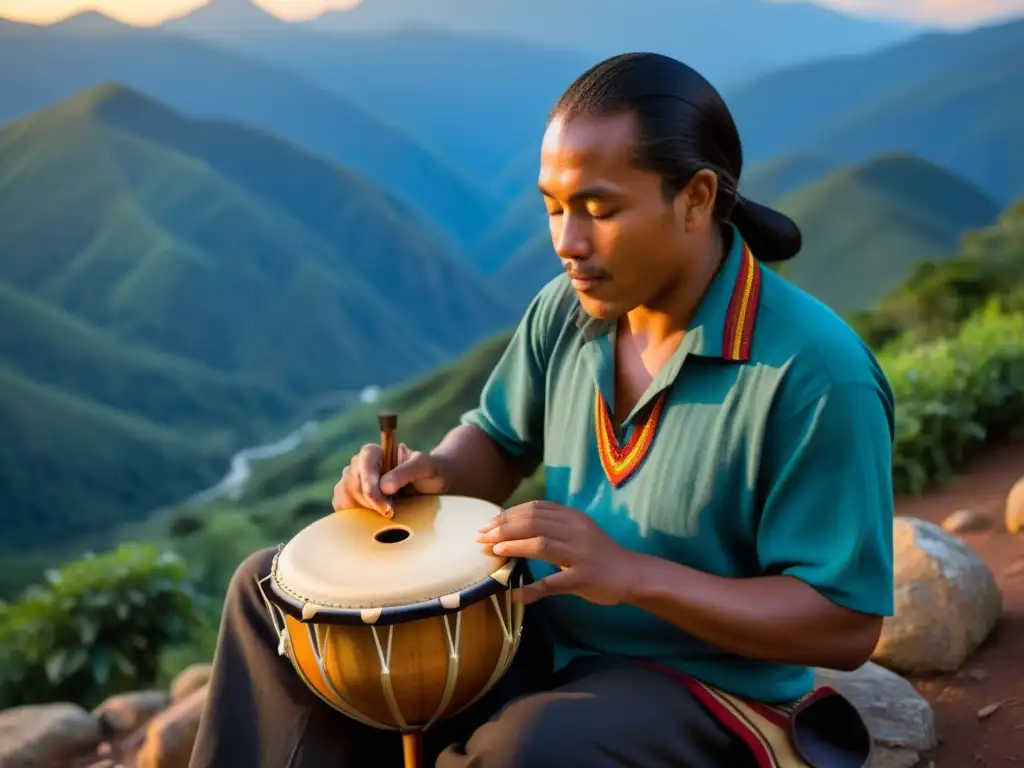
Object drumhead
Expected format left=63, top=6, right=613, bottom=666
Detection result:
left=269, top=494, right=518, bottom=625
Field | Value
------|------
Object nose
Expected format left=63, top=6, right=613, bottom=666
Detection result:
left=551, top=213, right=592, bottom=261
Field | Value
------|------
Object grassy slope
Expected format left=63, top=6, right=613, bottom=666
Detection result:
left=0, top=83, right=521, bottom=558
left=0, top=16, right=496, bottom=243
left=726, top=18, right=1024, bottom=202
left=775, top=153, right=1000, bottom=314
left=0, top=84, right=505, bottom=393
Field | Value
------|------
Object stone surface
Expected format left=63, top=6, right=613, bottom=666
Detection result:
left=94, top=690, right=170, bottom=735
left=816, top=661, right=936, bottom=768
left=134, top=684, right=208, bottom=768
left=872, top=516, right=1002, bottom=674
left=940, top=509, right=986, bottom=534
left=0, top=703, right=101, bottom=768
left=169, top=664, right=212, bottom=704
left=1005, top=477, right=1024, bottom=534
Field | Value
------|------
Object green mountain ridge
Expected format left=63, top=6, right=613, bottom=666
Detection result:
left=774, top=153, right=1000, bottom=313
left=0, top=82, right=523, bottom=555
left=0, top=361, right=226, bottom=554
left=0, top=16, right=497, bottom=243
left=0, top=83, right=509, bottom=393
left=0, top=280, right=292, bottom=438
left=726, top=18, right=1024, bottom=201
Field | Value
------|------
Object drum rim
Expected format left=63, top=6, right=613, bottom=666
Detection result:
left=265, top=554, right=525, bottom=626
left=265, top=494, right=523, bottom=627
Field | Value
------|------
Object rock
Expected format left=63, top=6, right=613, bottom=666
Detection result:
left=816, top=661, right=936, bottom=768
left=1006, top=477, right=1024, bottom=534
left=95, top=690, right=171, bottom=735
left=868, top=747, right=923, bottom=768
left=0, top=702, right=102, bottom=768
left=170, top=663, right=212, bottom=703
left=872, top=517, right=1002, bottom=674
left=134, top=684, right=208, bottom=768
left=940, top=509, right=986, bottom=534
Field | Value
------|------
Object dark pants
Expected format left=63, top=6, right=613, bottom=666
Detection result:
left=189, top=548, right=757, bottom=768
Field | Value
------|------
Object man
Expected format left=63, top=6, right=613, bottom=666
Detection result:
left=191, top=52, right=894, bottom=768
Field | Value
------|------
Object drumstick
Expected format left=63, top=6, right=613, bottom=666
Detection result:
left=378, top=412, right=399, bottom=508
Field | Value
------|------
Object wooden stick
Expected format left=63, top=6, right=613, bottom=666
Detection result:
left=378, top=412, right=398, bottom=506
left=402, top=731, right=423, bottom=768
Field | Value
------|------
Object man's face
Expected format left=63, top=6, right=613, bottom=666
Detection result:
left=537, top=111, right=699, bottom=320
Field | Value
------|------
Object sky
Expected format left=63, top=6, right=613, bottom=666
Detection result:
left=0, top=0, right=1021, bottom=28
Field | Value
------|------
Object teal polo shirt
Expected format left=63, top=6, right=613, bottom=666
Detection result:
left=460, top=224, right=896, bottom=704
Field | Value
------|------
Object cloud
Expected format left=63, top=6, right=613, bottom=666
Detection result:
left=811, top=0, right=1024, bottom=27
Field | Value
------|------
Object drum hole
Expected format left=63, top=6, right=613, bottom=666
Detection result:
left=374, top=525, right=412, bottom=544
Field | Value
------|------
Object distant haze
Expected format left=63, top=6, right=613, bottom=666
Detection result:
left=1, top=0, right=1021, bottom=27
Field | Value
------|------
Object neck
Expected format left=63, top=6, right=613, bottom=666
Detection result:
left=623, top=226, right=729, bottom=349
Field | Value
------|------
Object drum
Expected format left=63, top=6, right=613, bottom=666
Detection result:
left=258, top=492, right=526, bottom=767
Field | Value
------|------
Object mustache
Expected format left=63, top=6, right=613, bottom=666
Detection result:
left=563, top=264, right=610, bottom=280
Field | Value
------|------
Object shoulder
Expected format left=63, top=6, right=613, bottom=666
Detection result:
left=752, top=266, right=894, bottom=422
left=517, top=273, right=583, bottom=352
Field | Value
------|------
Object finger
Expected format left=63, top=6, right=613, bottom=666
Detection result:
left=478, top=517, right=571, bottom=546
left=478, top=501, right=567, bottom=534
left=478, top=507, right=572, bottom=543
left=513, top=569, right=579, bottom=605
left=489, top=535, right=572, bottom=563
left=380, top=451, right=436, bottom=495
left=353, top=445, right=391, bottom=516
left=397, top=442, right=412, bottom=463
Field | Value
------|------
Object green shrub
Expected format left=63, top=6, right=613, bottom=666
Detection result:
left=883, top=302, right=1024, bottom=495
left=0, top=543, right=202, bottom=709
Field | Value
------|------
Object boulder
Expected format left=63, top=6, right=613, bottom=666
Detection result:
left=134, top=684, right=208, bottom=768
left=94, top=689, right=171, bottom=735
left=872, top=516, right=1002, bottom=674
left=1005, top=477, right=1024, bottom=534
left=0, top=702, right=101, bottom=768
left=816, top=662, right=936, bottom=768
left=170, top=663, right=212, bottom=703
left=940, top=509, right=986, bottom=534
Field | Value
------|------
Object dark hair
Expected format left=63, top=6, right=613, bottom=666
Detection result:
left=550, top=52, right=802, bottom=263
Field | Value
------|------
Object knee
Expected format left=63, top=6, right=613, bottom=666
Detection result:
left=457, top=697, right=577, bottom=767
left=225, top=547, right=277, bottom=604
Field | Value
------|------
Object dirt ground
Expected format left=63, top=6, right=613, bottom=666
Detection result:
left=896, top=442, right=1024, bottom=767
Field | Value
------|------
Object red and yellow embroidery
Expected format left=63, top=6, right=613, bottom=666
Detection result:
left=594, top=388, right=667, bottom=488
left=721, top=242, right=762, bottom=362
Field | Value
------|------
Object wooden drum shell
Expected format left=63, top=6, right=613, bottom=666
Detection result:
left=274, top=591, right=522, bottom=730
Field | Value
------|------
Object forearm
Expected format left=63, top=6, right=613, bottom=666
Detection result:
left=626, top=553, right=882, bottom=671
left=430, top=425, right=537, bottom=506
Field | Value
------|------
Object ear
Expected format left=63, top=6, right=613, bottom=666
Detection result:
left=673, top=170, right=719, bottom=230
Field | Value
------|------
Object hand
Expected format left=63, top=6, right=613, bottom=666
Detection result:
left=332, top=442, right=448, bottom=518
left=476, top=501, right=638, bottom=606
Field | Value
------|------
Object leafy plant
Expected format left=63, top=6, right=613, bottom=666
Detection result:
left=882, top=302, right=1024, bottom=495
left=0, top=543, right=202, bottom=709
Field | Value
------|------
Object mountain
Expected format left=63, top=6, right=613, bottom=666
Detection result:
left=305, top=0, right=922, bottom=89
left=489, top=154, right=1000, bottom=315
left=162, top=16, right=593, bottom=180
left=0, top=14, right=496, bottom=243
left=773, top=154, right=1001, bottom=313
left=0, top=83, right=512, bottom=395
left=725, top=17, right=1024, bottom=202
left=739, top=153, right=843, bottom=204
left=0, top=360, right=226, bottom=554
left=473, top=190, right=548, bottom=275
left=0, top=82, right=522, bottom=556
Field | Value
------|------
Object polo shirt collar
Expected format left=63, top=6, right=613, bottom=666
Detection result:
left=575, top=224, right=764, bottom=425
